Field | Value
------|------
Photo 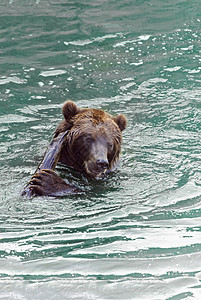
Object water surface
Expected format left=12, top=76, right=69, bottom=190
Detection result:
left=1, top=0, right=201, bottom=299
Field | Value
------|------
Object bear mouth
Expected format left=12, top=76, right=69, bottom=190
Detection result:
left=84, top=162, right=107, bottom=179
left=87, top=168, right=106, bottom=179
left=91, top=169, right=106, bottom=179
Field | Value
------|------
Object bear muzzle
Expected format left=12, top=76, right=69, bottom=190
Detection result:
left=84, top=158, right=109, bottom=178
left=84, top=139, right=110, bottom=178
left=96, top=158, right=109, bottom=170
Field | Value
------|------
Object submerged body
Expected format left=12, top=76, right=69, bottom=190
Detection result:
left=22, top=101, right=127, bottom=196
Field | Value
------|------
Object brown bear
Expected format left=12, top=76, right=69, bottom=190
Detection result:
left=23, top=101, right=127, bottom=196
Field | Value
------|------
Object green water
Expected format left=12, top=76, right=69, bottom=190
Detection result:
left=1, top=0, right=201, bottom=299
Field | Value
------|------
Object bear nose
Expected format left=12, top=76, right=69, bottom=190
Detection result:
left=96, top=159, right=109, bottom=170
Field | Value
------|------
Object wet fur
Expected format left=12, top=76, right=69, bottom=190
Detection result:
left=24, top=101, right=127, bottom=196
left=55, top=101, right=127, bottom=177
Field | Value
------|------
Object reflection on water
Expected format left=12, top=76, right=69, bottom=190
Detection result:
left=1, top=0, right=201, bottom=299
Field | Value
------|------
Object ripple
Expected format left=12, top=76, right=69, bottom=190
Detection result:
left=1, top=1, right=201, bottom=298
left=64, top=33, right=123, bottom=47
left=164, top=66, right=182, bottom=72
left=39, top=70, right=67, bottom=77
left=114, top=34, right=151, bottom=48
left=0, top=76, right=27, bottom=85
left=0, top=114, right=38, bottom=124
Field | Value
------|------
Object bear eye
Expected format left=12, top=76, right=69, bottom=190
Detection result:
left=108, top=143, right=113, bottom=151
left=86, top=136, right=94, bottom=144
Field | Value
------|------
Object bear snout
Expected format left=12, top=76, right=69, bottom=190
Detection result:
left=96, top=158, right=109, bottom=170
left=84, top=156, right=109, bottom=178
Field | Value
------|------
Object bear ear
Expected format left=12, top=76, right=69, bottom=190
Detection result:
left=113, top=114, right=127, bottom=131
left=62, top=101, right=79, bottom=121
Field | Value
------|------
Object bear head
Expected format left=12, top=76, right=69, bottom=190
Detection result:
left=55, top=101, right=127, bottom=178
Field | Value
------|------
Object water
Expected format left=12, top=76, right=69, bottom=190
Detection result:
left=1, top=0, right=201, bottom=299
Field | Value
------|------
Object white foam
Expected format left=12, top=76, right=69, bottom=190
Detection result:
left=0, top=76, right=27, bottom=85
left=114, top=34, right=151, bottom=48
left=40, top=70, right=67, bottom=77
left=64, top=33, right=122, bottom=47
